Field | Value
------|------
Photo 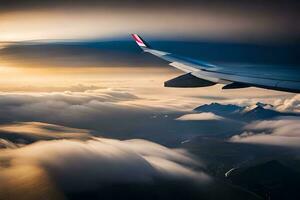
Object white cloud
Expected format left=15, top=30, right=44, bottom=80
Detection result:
left=0, top=139, right=19, bottom=149
left=230, top=132, right=300, bottom=148
left=176, top=112, right=224, bottom=121
left=230, top=116, right=300, bottom=148
left=273, top=95, right=300, bottom=113
left=245, top=117, right=300, bottom=136
left=0, top=136, right=209, bottom=199
left=0, top=90, right=163, bottom=128
left=0, top=121, right=91, bottom=140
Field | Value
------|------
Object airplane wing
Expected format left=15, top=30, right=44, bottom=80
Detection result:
left=131, top=34, right=300, bottom=93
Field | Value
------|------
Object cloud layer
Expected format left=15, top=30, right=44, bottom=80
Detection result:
left=230, top=116, right=300, bottom=148
left=0, top=89, right=147, bottom=127
left=176, top=112, right=224, bottom=121
left=0, top=134, right=210, bottom=199
left=0, top=87, right=293, bottom=199
left=0, top=122, right=91, bottom=146
left=273, top=95, right=300, bottom=113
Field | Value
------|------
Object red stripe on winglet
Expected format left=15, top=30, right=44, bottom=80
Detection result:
left=133, top=34, right=144, bottom=44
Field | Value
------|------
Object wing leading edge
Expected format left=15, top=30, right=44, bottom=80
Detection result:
left=131, top=34, right=300, bottom=93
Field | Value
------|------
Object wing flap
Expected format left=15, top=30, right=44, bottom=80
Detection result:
left=164, top=73, right=216, bottom=88
left=222, top=82, right=250, bottom=89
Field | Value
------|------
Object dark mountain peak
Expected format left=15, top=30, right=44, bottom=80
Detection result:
left=194, top=102, right=274, bottom=115
left=194, top=103, right=243, bottom=116
left=243, top=102, right=274, bottom=114
left=242, top=105, right=281, bottom=120
left=193, top=102, right=277, bottom=120
left=194, top=102, right=299, bottom=122
left=255, top=102, right=273, bottom=108
left=246, top=105, right=268, bottom=113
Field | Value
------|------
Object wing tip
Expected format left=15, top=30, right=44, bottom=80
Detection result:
left=131, top=33, right=149, bottom=48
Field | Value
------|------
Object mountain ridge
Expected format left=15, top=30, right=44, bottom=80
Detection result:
left=194, top=102, right=299, bottom=121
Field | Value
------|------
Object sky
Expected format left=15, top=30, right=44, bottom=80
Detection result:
left=0, top=0, right=299, bottom=42
left=0, top=1, right=300, bottom=200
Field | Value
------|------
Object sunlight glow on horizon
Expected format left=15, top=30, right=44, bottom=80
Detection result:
left=0, top=65, right=181, bottom=92
left=0, top=7, right=296, bottom=42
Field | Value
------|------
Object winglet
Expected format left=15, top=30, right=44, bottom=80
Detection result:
left=131, top=34, right=151, bottom=49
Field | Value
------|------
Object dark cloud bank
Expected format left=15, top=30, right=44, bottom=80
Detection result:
left=1, top=0, right=299, bottom=43
left=1, top=40, right=299, bottom=69
left=1, top=0, right=299, bottom=13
